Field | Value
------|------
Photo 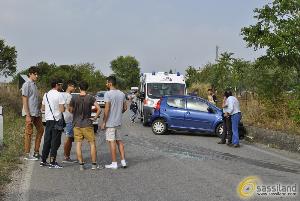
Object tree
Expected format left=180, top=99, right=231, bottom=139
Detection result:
left=241, top=0, right=300, bottom=80
left=110, top=56, right=140, bottom=89
left=0, top=39, right=17, bottom=77
left=185, top=66, right=198, bottom=87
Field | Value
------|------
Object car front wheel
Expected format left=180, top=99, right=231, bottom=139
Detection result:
left=215, top=123, right=223, bottom=138
left=152, top=119, right=167, bottom=135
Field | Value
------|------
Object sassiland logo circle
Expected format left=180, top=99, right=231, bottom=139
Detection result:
left=237, top=176, right=261, bottom=199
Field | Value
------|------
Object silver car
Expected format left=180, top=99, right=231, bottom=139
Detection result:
left=95, top=91, right=106, bottom=108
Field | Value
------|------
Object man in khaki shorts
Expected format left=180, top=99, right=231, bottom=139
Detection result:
left=69, top=81, right=101, bottom=170
left=101, top=76, right=127, bottom=169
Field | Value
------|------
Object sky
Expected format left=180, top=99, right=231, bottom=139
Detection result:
left=0, top=0, right=270, bottom=81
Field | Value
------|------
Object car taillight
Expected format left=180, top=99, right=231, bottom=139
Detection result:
left=155, top=100, right=161, bottom=110
left=92, top=106, right=97, bottom=112
left=143, top=99, right=147, bottom=105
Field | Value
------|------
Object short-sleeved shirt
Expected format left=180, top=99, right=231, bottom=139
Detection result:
left=61, top=92, right=73, bottom=123
left=131, top=94, right=137, bottom=102
left=226, top=96, right=241, bottom=115
left=70, top=94, right=96, bottom=128
left=22, top=80, right=40, bottom=117
left=42, top=89, right=65, bottom=121
left=223, top=98, right=230, bottom=114
left=104, top=89, right=125, bottom=128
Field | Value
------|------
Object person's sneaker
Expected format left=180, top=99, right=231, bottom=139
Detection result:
left=91, top=163, right=104, bottom=170
left=227, top=143, right=233, bottom=147
left=121, top=160, right=127, bottom=168
left=49, top=162, right=63, bottom=169
left=33, top=152, right=41, bottom=160
left=105, top=163, right=118, bottom=169
left=24, top=153, right=39, bottom=161
left=40, top=161, right=50, bottom=167
left=62, top=158, right=78, bottom=163
left=79, top=163, right=85, bottom=171
left=217, top=141, right=226, bottom=144
left=233, top=144, right=240, bottom=148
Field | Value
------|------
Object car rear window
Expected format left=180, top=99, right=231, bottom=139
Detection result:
left=167, top=98, right=185, bottom=109
left=96, top=93, right=105, bottom=97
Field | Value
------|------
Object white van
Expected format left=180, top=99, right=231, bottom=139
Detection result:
left=138, top=72, right=186, bottom=126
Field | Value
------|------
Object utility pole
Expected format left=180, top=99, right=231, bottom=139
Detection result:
left=216, top=45, right=219, bottom=61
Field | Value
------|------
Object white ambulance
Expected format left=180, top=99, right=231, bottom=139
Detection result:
left=139, top=72, right=186, bottom=126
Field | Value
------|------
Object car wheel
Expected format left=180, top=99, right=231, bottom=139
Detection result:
left=215, top=123, right=223, bottom=138
left=152, top=119, right=167, bottom=135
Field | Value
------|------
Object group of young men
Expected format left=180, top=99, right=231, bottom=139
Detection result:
left=22, top=66, right=127, bottom=169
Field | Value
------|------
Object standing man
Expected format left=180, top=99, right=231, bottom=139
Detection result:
left=69, top=81, right=101, bottom=170
left=40, top=79, right=65, bottom=168
left=218, top=91, right=232, bottom=145
left=101, top=76, right=127, bottom=169
left=61, top=80, right=77, bottom=163
left=226, top=91, right=242, bottom=148
left=129, top=91, right=138, bottom=123
left=22, top=66, right=44, bottom=160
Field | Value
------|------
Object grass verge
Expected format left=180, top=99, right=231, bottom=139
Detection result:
left=0, top=84, right=24, bottom=194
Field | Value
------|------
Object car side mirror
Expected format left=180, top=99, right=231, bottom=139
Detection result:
left=207, top=107, right=215, bottom=113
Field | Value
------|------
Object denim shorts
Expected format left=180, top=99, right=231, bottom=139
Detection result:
left=64, top=122, right=74, bottom=138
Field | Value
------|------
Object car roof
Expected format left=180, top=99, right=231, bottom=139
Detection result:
left=162, top=95, right=203, bottom=99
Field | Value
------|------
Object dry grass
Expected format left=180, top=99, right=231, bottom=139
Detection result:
left=239, top=97, right=300, bottom=135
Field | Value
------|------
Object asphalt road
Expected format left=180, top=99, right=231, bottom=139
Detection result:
left=4, top=111, right=300, bottom=201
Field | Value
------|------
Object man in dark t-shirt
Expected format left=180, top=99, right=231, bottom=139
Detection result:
left=69, top=81, right=101, bottom=170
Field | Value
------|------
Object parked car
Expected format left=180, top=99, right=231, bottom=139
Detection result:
left=95, top=91, right=106, bottom=108
left=150, top=95, right=245, bottom=139
left=42, top=93, right=100, bottom=132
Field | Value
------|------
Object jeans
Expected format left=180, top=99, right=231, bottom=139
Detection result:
left=231, top=112, right=241, bottom=145
left=64, top=122, right=74, bottom=138
left=41, top=120, right=62, bottom=162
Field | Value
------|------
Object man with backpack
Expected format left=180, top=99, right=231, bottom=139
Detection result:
left=40, top=79, right=65, bottom=168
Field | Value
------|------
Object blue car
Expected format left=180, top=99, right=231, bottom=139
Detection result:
left=150, top=95, right=229, bottom=137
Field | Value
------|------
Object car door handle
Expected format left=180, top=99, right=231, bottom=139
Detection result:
left=186, top=111, right=190, bottom=115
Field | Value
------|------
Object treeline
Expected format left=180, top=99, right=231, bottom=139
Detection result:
left=9, top=55, right=141, bottom=93
left=12, top=62, right=107, bottom=93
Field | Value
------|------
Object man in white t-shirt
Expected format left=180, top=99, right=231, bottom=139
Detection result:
left=224, top=91, right=242, bottom=148
left=61, top=80, right=77, bottom=163
left=40, top=79, right=65, bottom=168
